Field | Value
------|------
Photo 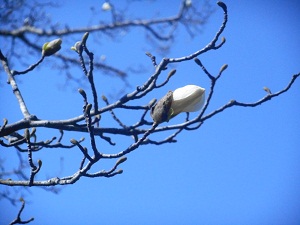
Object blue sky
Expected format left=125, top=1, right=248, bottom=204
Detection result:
left=1, top=1, right=300, bottom=225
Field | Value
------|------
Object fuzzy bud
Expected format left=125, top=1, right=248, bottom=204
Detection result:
left=70, top=139, right=78, bottom=145
left=220, top=64, right=228, bottom=73
left=42, top=38, right=62, bottom=57
left=116, top=157, right=127, bottom=166
left=78, top=88, right=87, bottom=99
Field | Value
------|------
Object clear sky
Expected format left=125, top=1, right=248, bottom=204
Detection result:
left=1, top=1, right=300, bottom=225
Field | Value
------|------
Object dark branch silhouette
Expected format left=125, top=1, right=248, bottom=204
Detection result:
left=1, top=1, right=299, bottom=224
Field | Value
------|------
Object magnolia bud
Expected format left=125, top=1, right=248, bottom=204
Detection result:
left=24, top=128, right=30, bottom=142
left=220, top=64, right=228, bottom=73
left=185, top=0, right=192, bottom=7
left=102, top=2, right=112, bottom=11
left=42, top=38, right=62, bottom=57
left=102, top=95, right=107, bottom=101
left=263, top=86, right=272, bottom=94
left=151, top=85, right=205, bottom=123
left=70, top=139, right=78, bottom=145
left=116, top=157, right=127, bottom=166
left=37, top=159, right=42, bottom=167
left=71, top=41, right=82, bottom=54
left=78, top=88, right=87, bottom=99
left=85, top=104, right=92, bottom=114
left=170, top=85, right=205, bottom=118
left=82, top=32, right=89, bottom=45
left=168, top=69, right=176, bottom=78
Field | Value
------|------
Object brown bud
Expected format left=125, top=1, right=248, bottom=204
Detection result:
left=263, top=87, right=272, bottom=94
left=116, top=157, right=127, bottom=166
left=78, top=88, right=87, bottom=99
left=85, top=104, right=92, bottom=113
left=150, top=91, right=173, bottom=124
left=70, top=139, right=78, bottom=145
left=220, top=64, right=228, bottom=73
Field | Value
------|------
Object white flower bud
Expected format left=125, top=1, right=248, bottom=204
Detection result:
left=185, top=0, right=192, bottom=7
left=102, top=2, right=112, bottom=11
left=150, top=85, right=205, bottom=123
left=170, top=85, right=205, bottom=117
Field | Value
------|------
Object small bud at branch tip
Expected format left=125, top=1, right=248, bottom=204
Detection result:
left=116, top=157, right=127, bottom=166
left=168, top=69, right=176, bottom=78
left=220, top=64, right=228, bottom=73
left=263, top=87, right=272, bottom=94
left=78, top=88, right=87, bottom=98
left=42, top=38, right=62, bottom=57
left=85, top=104, right=92, bottom=113
left=217, top=1, right=227, bottom=12
left=70, top=139, right=78, bottom=145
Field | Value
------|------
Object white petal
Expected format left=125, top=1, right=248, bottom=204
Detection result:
left=171, top=85, right=205, bottom=115
left=102, top=2, right=112, bottom=11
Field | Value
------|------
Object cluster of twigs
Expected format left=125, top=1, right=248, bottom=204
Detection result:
left=0, top=0, right=213, bottom=82
left=0, top=1, right=299, bottom=223
left=1, top=0, right=299, bottom=187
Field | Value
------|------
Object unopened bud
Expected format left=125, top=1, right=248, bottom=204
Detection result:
left=82, top=32, right=89, bottom=45
left=30, top=128, right=36, bottom=136
left=263, top=86, right=272, bottom=94
left=70, top=139, right=78, bottom=145
left=71, top=41, right=82, bottom=54
left=220, top=64, right=228, bottom=73
left=78, top=88, right=87, bottom=99
left=37, top=159, right=42, bottom=167
left=116, top=169, right=123, bottom=174
left=168, top=69, right=176, bottom=78
left=221, top=37, right=226, bottom=44
left=102, top=2, right=112, bottom=11
left=42, top=38, right=62, bottom=57
left=85, top=104, right=92, bottom=113
left=24, top=129, right=30, bottom=142
left=116, top=157, right=127, bottom=166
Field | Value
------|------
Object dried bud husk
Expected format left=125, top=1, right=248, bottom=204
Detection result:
left=150, top=91, right=173, bottom=124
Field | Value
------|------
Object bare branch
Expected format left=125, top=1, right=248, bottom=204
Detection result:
left=10, top=198, right=34, bottom=225
left=0, top=1, right=299, bottom=194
